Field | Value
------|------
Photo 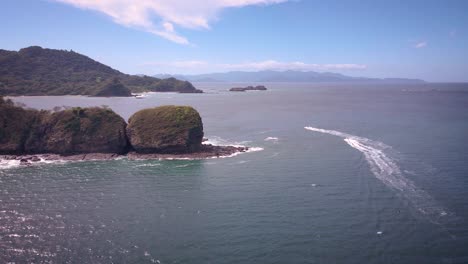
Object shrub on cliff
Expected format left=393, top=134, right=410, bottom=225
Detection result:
left=126, top=105, right=204, bottom=153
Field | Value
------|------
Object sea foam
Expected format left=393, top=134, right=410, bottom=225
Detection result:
left=305, top=126, right=451, bottom=224
left=203, top=136, right=263, bottom=158
left=0, top=159, right=21, bottom=170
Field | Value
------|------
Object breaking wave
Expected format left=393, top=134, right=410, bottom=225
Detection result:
left=0, top=157, right=68, bottom=170
left=203, top=136, right=263, bottom=158
left=264, top=137, right=279, bottom=142
left=304, top=126, right=451, bottom=224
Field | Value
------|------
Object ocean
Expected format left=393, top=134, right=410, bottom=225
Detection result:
left=1, top=82, right=468, bottom=263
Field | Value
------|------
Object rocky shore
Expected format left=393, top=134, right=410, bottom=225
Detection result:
left=0, top=144, right=249, bottom=166
left=127, top=144, right=248, bottom=160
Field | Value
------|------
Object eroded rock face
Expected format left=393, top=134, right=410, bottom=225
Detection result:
left=126, top=105, right=204, bottom=154
left=25, top=107, right=129, bottom=155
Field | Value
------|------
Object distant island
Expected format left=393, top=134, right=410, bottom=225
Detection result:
left=229, top=85, right=267, bottom=92
left=155, top=70, right=425, bottom=83
left=0, top=46, right=202, bottom=96
left=0, top=97, right=246, bottom=163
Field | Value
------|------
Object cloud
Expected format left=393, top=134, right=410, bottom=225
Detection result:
left=142, top=60, right=367, bottom=73
left=414, top=41, right=427, bottom=48
left=52, top=0, right=289, bottom=44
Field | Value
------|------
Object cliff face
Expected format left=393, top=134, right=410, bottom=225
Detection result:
left=0, top=46, right=202, bottom=96
left=1, top=97, right=206, bottom=156
left=0, top=97, right=41, bottom=154
left=127, top=106, right=204, bottom=154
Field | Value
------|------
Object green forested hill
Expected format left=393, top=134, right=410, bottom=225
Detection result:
left=0, top=46, right=202, bottom=96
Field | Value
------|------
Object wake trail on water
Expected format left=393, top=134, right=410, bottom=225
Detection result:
left=304, top=126, right=452, bottom=225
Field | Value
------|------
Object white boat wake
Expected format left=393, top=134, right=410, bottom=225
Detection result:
left=305, top=126, right=451, bottom=224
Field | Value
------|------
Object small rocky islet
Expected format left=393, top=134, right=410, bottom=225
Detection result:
left=229, top=85, right=267, bottom=92
left=0, top=97, right=248, bottom=165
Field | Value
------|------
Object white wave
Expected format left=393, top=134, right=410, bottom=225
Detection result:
left=203, top=136, right=263, bottom=158
left=135, top=163, right=162, bottom=167
left=0, top=157, right=65, bottom=170
left=202, top=136, right=229, bottom=146
left=152, top=157, right=194, bottom=161
left=175, top=164, right=193, bottom=168
left=203, top=136, right=252, bottom=148
left=0, top=159, right=21, bottom=170
left=211, top=146, right=264, bottom=159
left=264, top=137, right=279, bottom=141
left=247, top=147, right=264, bottom=152
left=304, top=126, right=450, bottom=223
left=0, top=155, right=109, bottom=170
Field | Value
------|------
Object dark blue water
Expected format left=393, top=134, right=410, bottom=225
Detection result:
left=2, top=83, right=468, bottom=263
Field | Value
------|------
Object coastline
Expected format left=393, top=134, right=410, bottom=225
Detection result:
left=0, top=144, right=249, bottom=168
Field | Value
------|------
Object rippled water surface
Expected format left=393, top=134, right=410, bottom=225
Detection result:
left=2, top=83, right=468, bottom=263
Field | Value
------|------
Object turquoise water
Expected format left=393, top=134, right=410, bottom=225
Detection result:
left=2, top=83, right=468, bottom=263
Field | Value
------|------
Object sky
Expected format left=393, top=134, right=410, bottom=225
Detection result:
left=1, top=0, right=467, bottom=82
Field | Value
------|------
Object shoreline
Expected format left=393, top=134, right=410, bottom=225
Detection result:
left=0, top=144, right=249, bottom=167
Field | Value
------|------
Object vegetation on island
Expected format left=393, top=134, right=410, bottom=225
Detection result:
left=1, top=97, right=204, bottom=155
left=0, top=96, right=128, bottom=154
left=26, top=107, right=129, bottom=155
left=127, top=106, right=204, bottom=154
left=0, top=46, right=202, bottom=96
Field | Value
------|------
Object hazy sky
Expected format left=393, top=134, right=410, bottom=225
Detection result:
left=1, top=0, right=467, bottom=82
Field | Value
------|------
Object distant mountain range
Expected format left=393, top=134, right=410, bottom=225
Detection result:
left=0, top=46, right=201, bottom=96
left=154, top=70, right=425, bottom=83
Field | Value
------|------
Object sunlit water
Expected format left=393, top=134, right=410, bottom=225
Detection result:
left=2, top=83, right=468, bottom=263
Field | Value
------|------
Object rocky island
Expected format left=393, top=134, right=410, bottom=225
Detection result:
left=0, top=97, right=247, bottom=165
left=229, top=85, right=267, bottom=92
left=0, top=46, right=203, bottom=96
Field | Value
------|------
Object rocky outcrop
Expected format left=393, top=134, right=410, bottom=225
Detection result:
left=0, top=97, right=128, bottom=155
left=127, top=144, right=247, bottom=159
left=127, top=106, right=204, bottom=154
left=1, top=97, right=248, bottom=160
left=229, top=85, right=267, bottom=92
left=0, top=144, right=249, bottom=166
left=25, top=107, right=129, bottom=155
